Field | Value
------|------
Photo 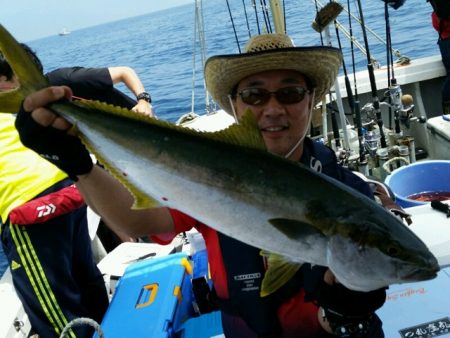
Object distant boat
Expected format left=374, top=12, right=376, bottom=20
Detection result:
left=58, top=28, right=70, bottom=36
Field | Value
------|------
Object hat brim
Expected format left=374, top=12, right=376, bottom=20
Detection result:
left=204, top=46, right=342, bottom=114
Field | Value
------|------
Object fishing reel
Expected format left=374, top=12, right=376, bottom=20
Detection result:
left=360, top=102, right=378, bottom=126
left=398, top=95, right=417, bottom=128
left=385, top=82, right=416, bottom=128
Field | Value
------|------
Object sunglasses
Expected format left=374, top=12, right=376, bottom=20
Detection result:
left=237, top=86, right=310, bottom=106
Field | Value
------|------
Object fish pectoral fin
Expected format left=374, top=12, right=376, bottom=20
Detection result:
left=260, top=250, right=302, bottom=297
left=269, top=218, right=325, bottom=240
left=0, top=25, right=49, bottom=113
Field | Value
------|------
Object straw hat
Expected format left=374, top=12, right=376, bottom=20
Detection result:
left=204, top=33, right=343, bottom=114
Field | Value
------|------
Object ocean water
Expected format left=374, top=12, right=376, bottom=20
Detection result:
left=26, top=0, right=438, bottom=122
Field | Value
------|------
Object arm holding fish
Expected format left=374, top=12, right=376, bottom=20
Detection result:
left=16, top=86, right=176, bottom=238
left=76, top=166, right=175, bottom=237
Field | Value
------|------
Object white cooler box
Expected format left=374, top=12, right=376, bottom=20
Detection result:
left=426, top=116, right=450, bottom=160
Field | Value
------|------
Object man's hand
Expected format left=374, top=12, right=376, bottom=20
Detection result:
left=316, top=270, right=386, bottom=337
left=301, top=265, right=385, bottom=337
left=132, top=100, right=155, bottom=117
left=15, top=86, right=94, bottom=181
left=22, top=86, right=73, bottom=130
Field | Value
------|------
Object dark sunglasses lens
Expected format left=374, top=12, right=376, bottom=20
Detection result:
left=276, top=87, right=306, bottom=104
left=239, top=87, right=307, bottom=105
left=240, top=88, right=270, bottom=105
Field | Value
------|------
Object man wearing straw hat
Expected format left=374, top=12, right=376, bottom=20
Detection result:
left=15, top=33, right=386, bottom=337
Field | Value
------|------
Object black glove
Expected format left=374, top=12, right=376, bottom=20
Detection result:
left=15, top=103, right=93, bottom=181
left=301, top=264, right=386, bottom=337
left=316, top=281, right=386, bottom=337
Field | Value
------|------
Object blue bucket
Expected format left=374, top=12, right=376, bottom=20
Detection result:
left=384, top=160, right=450, bottom=208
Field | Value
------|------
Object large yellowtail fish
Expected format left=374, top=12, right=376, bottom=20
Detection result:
left=0, top=25, right=439, bottom=293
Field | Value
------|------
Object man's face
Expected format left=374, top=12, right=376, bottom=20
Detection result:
left=234, top=70, right=313, bottom=160
left=0, top=74, right=19, bottom=91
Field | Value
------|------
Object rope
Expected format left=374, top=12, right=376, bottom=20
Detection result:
left=59, top=317, right=104, bottom=338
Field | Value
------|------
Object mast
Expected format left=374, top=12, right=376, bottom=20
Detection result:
left=269, top=0, right=285, bottom=33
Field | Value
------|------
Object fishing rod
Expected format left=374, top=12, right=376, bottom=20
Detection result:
left=242, top=0, right=252, bottom=38
left=384, top=0, right=414, bottom=136
left=225, top=0, right=242, bottom=52
left=347, top=0, right=358, bottom=102
left=310, top=0, right=407, bottom=66
left=251, top=0, right=262, bottom=34
left=333, top=0, right=409, bottom=63
left=333, top=3, right=368, bottom=168
left=338, top=0, right=365, bottom=166
left=355, top=0, right=387, bottom=148
left=329, top=95, right=342, bottom=149
left=345, top=0, right=366, bottom=165
left=260, top=0, right=273, bottom=33
left=384, top=1, right=401, bottom=133
left=334, top=13, right=354, bottom=112
left=312, top=1, right=350, bottom=150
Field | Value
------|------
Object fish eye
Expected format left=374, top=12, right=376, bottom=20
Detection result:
left=387, top=246, right=399, bottom=257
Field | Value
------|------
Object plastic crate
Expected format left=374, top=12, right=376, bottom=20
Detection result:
left=95, top=252, right=194, bottom=338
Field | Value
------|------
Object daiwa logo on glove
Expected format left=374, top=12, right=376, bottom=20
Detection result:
left=39, top=153, right=60, bottom=161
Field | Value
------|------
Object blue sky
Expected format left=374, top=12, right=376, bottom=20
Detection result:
left=1, top=0, right=193, bottom=42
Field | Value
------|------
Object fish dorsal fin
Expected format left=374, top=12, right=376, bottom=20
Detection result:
left=76, top=100, right=266, bottom=151
left=0, top=25, right=49, bottom=112
left=209, top=109, right=266, bottom=151
left=259, top=250, right=302, bottom=297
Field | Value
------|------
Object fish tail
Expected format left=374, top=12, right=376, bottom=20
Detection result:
left=0, top=25, right=49, bottom=113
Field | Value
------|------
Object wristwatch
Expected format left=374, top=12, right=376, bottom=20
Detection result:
left=136, top=91, right=151, bottom=103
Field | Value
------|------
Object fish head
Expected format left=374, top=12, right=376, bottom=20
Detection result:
left=326, top=211, right=440, bottom=292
